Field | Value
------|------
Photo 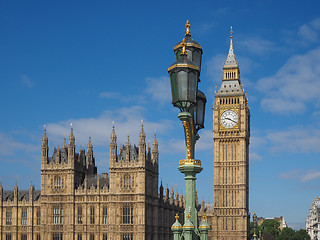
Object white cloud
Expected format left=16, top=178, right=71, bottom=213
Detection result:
left=257, top=46, right=320, bottom=114
left=99, top=76, right=170, bottom=105
left=99, top=91, right=120, bottom=99
left=279, top=169, right=301, bottom=180
left=0, top=133, right=38, bottom=156
left=279, top=169, right=320, bottom=183
left=21, top=74, right=33, bottom=88
left=238, top=36, right=278, bottom=55
left=301, top=171, right=320, bottom=182
left=205, top=54, right=225, bottom=83
left=298, top=18, right=320, bottom=43
left=247, top=135, right=267, bottom=161
left=145, top=76, right=171, bottom=104
left=196, top=129, right=213, bottom=151
left=250, top=152, right=262, bottom=161
left=46, top=105, right=175, bottom=149
left=260, top=98, right=305, bottom=114
left=266, top=126, right=320, bottom=153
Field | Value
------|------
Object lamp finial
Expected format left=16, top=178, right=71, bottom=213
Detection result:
left=185, top=20, right=191, bottom=36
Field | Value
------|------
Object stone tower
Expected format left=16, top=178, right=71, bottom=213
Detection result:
left=108, top=123, right=162, bottom=240
left=40, top=126, right=97, bottom=239
left=212, top=27, right=250, bottom=240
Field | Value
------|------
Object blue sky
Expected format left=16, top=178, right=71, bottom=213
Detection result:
left=1, top=0, right=320, bottom=230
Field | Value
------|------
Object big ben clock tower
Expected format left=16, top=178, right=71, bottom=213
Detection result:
left=212, top=27, right=250, bottom=240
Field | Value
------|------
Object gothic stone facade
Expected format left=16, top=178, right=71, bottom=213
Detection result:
left=0, top=125, right=183, bottom=240
left=209, top=31, right=250, bottom=240
left=306, top=196, right=320, bottom=240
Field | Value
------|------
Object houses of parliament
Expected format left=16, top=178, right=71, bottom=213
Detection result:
left=0, top=23, right=250, bottom=240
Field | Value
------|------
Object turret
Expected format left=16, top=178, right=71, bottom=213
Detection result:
left=175, top=190, right=179, bottom=207
left=110, top=123, right=117, bottom=166
left=165, top=185, right=169, bottom=203
left=14, top=182, right=18, bottom=204
left=180, top=191, right=184, bottom=208
left=86, top=137, right=93, bottom=164
left=138, top=122, right=146, bottom=162
left=29, top=181, right=34, bottom=202
left=56, top=146, right=60, bottom=163
left=41, top=126, right=49, bottom=167
left=152, top=134, right=158, bottom=165
left=159, top=181, right=164, bottom=199
left=147, top=141, right=151, bottom=162
left=201, top=197, right=205, bottom=212
left=170, top=187, right=174, bottom=205
left=86, top=137, right=97, bottom=176
left=68, top=125, right=75, bottom=165
left=126, top=136, right=131, bottom=162
left=63, top=137, right=67, bottom=149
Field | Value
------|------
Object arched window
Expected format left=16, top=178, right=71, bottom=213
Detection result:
left=124, top=175, right=131, bottom=189
left=54, top=177, right=61, bottom=189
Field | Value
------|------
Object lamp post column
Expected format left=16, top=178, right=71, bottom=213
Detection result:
left=168, top=21, right=209, bottom=240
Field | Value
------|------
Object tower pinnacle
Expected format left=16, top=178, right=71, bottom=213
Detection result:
left=216, top=27, right=243, bottom=96
left=224, top=26, right=238, bottom=67
left=69, top=124, right=75, bottom=145
left=139, top=120, right=146, bottom=142
left=42, top=124, right=48, bottom=147
left=111, top=122, right=117, bottom=143
left=87, top=136, right=93, bottom=150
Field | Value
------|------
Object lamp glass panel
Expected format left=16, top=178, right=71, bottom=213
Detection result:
left=177, top=71, right=188, bottom=101
left=193, top=50, right=201, bottom=69
left=186, top=49, right=192, bottom=62
left=170, top=72, right=178, bottom=103
left=196, top=99, right=205, bottom=127
left=175, top=51, right=181, bottom=61
left=188, top=71, right=197, bottom=103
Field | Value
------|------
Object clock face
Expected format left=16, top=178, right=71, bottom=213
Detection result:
left=220, top=110, right=238, bottom=128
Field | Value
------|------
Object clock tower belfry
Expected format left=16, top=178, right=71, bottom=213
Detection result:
left=212, top=27, right=250, bottom=240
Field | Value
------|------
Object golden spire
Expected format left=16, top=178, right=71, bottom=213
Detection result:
left=185, top=20, right=191, bottom=36
left=230, top=26, right=233, bottom=39
left=175, top=214, right=179, bottom=220
left=180, top=38, right=187, bottom=56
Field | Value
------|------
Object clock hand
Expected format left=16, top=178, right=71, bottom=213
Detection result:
left=225, top=117, right=237, bottom=123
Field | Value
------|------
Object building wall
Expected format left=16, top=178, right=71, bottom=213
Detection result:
left=0, top=126, right=183, bottom=240
left=306, top=196, right=320, bottom=240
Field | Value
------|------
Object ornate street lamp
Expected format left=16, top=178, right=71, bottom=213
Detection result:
left=169, top=21, right=209, bottom=240
left=253, top=212, right=258, bottom=240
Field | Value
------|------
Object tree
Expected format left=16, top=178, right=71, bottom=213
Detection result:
left=293, top=229, right=311, bottom=240
left=261, top=219, right=280, bottom=239
left=277, top=227, right=295, bottom=240
left=276, top=227, right=311, bottom=240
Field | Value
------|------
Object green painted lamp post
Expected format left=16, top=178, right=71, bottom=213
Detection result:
left=169, top=20, right=209, bottom=240
left=253, top=212, right=258, bottom=240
